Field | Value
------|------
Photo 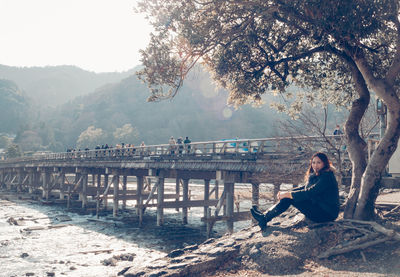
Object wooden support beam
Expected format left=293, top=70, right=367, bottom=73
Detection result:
left=142, top=179, right=158, bottom=212
left=161, top=199, right=219, bottom=208
left=9, top=175, right=17, bottom=189
left=67, top=182, right=71, bottom=209
left=157, top=177, right=164, bottom=226
left=182, top=179, right=189, bottom=224
left=17, top=171, right=23, bottom=192
left=21, top=174, right=29, bottom=185
left=122, top=175, right=127, bottom=210
left=96, top=174, right=101, bottom=218
left=225, top=182, right=235, bottom=233
left=144, top=177, right=152, bottom=191
left=113, top=173, right=119, bottom=217
left=119, top=193, right=179, bottom=201
left=59, top=173, right=66, bottom=200
left=71, top=174, right=84, bottom=194
left=50, top=173, right=64, bottom=192
left=82, top=173, right=88, bottom=210
left=273, top=183, right=281, bottom=202
left=215, top=188, right=226, bottom=217
left=42, top=171, right=51, bottom=200
left=252, top=182, right=259, bottom=207
left=137, top=176, right=144, bottom=225
left=175, top=177, right=180, bottom=211
left=204, top=179, right=210, bottom=220
left=103, top=174, right=109, bottom=210
left=28, top=172, right=33, bottom=194
left=101, top=175, right=114, bottom=200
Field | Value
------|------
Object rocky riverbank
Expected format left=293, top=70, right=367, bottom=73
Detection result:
left=122, top=207, right=400, bottom=277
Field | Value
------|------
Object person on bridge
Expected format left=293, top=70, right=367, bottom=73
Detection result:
left=184, top=136, right=191, bottom=153
left=169, top=136, right=177, bottom=154
left=250, top=152, right=339, bottom=232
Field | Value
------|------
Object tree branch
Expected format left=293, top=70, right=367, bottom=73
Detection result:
left=386, top=19, right=400, bottom=85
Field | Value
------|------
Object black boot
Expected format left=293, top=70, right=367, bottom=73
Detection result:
left=251, top=205, right=262, bottom=215
left=250, top=208, right=267, bottom=231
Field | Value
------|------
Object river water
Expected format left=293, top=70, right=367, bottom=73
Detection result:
left=0, top=183, right=274, bottom=277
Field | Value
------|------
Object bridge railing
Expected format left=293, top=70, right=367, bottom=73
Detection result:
left=0, top=134, right=366, bottom=164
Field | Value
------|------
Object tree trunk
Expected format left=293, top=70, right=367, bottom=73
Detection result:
left=352, top=49, right=400, bottom=219
left=342, top=61, right=370, bottom=219
left=354, top=103, right=400, bottom=219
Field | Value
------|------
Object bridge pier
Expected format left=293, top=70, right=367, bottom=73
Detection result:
left=103, top=173, right=109, bottom=211
left=251, top=182, right=259, bottom=207
left=182, top=178, right=189, bottom=224
left=96, top=173, right=101, bottom=218
left=59, top=172, right=66, bottom=200
left=75, top=172, right=82, bottom=201
left=273, top=182, right=281, bottom=202
left=175, top=177, right=180, bottom=212
left=225, top=182, right=234, bottom=233
left=113, top=171, right=120, bottom=217
left=42, top=170, right=51, bottom=200
left=81, top=171, right=88, bottom=210
left=203, top=179, right=210, bottom=221
left=137, top=175, right=144, bottom=225
left=122, top=175, right=127, bottom=210
left=17, top=170, right=23, bottom=193
left=157, top=174, right=165, bottom=226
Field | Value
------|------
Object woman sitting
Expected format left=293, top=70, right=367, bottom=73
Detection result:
left=251, top=152, right=340, bottom=231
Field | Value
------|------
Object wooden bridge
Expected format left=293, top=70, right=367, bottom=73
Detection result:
left=0, top=136, right=348, bottom=235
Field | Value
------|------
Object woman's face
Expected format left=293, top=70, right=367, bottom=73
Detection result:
left=311, top=156, right=325, bottom=173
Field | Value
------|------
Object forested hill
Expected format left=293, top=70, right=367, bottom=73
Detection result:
left=47, top=69, right=281, bottom=149
left=0, top=79, right=30, bottom=133
left=0, top=64, right=135, bottom=107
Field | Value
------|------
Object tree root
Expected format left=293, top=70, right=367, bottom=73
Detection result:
left=384, top=205, right=400, bottom=216
left=317, top=219, right=400, bottom=259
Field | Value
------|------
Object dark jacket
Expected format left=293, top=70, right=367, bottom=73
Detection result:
left=291, top=170, right=339, bottom=219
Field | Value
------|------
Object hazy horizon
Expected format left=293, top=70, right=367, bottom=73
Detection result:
left=0, top=0, right=152, bottom=73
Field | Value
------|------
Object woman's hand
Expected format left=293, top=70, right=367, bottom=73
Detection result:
left=277, top=191, right=292, bottom=200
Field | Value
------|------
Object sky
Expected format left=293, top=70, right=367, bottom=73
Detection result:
left=0, top=0, right=153, bottom=73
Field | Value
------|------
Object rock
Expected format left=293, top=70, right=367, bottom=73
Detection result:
left=25, top=273, right=35, bottom=276
left=167, top=262, right=188, bottom=270
left=183, top=244, right=198, bottom=251
left=148, top=270, right=168, bottom=277
left=7, top=217, right=24, bottom=226
left=167, top=249, right=185, bottom=258
left=147, top=260, right=168, bottom=269
left=46, top=272, right=55, bottom=277
left=20, top=253, right=29, bottom=258
left=215, top=238, right=235, bottom=247
left=0, top=240, right=10, bottom=246
left=54, top=215, right=72, bottom=222
left=232, top=231, right=254, bottom=241
left=113, top=253, right=136, bottom=261
left=102, top=257, right=118, bottom=266
left=202, top=238, right=215, bottom=244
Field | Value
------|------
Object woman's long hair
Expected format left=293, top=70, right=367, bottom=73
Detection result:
left=304, top=152, right=334, bottom=182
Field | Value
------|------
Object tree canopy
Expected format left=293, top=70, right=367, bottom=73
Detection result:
left=137, top=0, right=400, bottom=220
left=137, top=0, right=396, bottom=108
